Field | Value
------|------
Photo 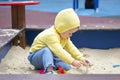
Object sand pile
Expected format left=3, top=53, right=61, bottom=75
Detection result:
left=68, top=48, right=120, bottom=74
left=0, top=46, right=35, bottom=74
left=0, top=46, right=120, bottom=74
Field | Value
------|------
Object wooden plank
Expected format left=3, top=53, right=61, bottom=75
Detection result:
left=0, top=1, right=40, bottom=49
left=0, top=29, right=20, bottom=48
left=11, top=6, right=26, bottom=49
left=0, top=74, right=119, bottom=80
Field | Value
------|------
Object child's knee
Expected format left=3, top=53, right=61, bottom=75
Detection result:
left=43, top=47, right=50, bottom=51
left=63, top=65, right=71, bottom=71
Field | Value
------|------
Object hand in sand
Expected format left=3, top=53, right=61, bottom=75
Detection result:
left=71, top=60, right=83, bottom=69
left=81, top=59, right=92, bottom=67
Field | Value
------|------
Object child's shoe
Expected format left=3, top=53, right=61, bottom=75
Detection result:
left=45, top=70, right=57, bottom=74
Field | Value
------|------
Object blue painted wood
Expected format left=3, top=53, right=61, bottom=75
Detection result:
left=26, top=30, right=120, bottom=49
left=94, top=0, right=99, bottom=9
left=73, top=0, right=79, bottom=10
left=0, top=42, right=11, bottom=62
left=71, top=30, right=120, bottom=49
left=26, top=29, right=43, bottom=46
left=0, top=29, right=21, bottom=62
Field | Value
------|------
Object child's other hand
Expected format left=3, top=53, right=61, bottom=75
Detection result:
left=81, top=59, right=91, bottom=67
left=71, top=60, right=83, bottom=69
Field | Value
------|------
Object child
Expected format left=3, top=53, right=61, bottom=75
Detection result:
left=28, top=8, right=90, bottom=74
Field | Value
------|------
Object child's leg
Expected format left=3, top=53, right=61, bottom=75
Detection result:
left=28, top=47, right=55, bottom=71
left=53, top=55, right=71, bottom=71
left=55, top=61, right=71, bottom=71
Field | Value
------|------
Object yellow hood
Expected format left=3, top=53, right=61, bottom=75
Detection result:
left=54, top=8, right=80, bottom=33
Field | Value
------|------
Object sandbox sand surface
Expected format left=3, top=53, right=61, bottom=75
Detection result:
left=0, top=46, right=120, bottom=74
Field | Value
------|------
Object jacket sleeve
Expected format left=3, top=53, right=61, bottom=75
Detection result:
left=45, top=34, right=75, bottom=64
left=64, top=38, right=84, bottom=61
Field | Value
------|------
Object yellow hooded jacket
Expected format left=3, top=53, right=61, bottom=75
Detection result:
left=29, top=8, right=84, bottom=64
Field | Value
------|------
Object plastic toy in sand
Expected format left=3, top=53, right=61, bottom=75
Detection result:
left=113, top=64, right=120, bottom=68
left=39, top=66, right=67, bottom=74
left=56, top=66, right=67, bottom=74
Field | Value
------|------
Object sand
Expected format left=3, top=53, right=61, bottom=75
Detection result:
left=0, top=46, right=120, bottom=74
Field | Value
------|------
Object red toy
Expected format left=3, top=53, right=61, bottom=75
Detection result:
left=39, top=69, right=44, bottom=74
left=39, top=66, right=66, bottom=74
left=57, top=66, right=66, bottom=74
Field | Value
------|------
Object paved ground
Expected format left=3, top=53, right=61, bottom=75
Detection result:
left=26, top=0, right=120, bottom=17
left=0, top=8, right=120, bottom=29
left=0, top=0, right=120, bottom=29
left=1, top=0, right=120, bottom=17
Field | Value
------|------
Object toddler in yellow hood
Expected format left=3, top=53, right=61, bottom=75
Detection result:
left=28, top=8, right=90, bottom=74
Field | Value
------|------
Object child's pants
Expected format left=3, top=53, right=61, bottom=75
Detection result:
left=28, top=47, right=71, bottom=71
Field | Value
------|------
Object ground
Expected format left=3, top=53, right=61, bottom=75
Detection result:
left=0, top=46, right=120, bottom=74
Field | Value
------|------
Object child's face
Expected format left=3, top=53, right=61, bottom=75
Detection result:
left=60, top=27, right=79, bottom=39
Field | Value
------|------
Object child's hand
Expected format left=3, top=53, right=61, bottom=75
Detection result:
left=81, top=59, right=91, bottom=67
left=71, top=60, right=83, bottom=69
